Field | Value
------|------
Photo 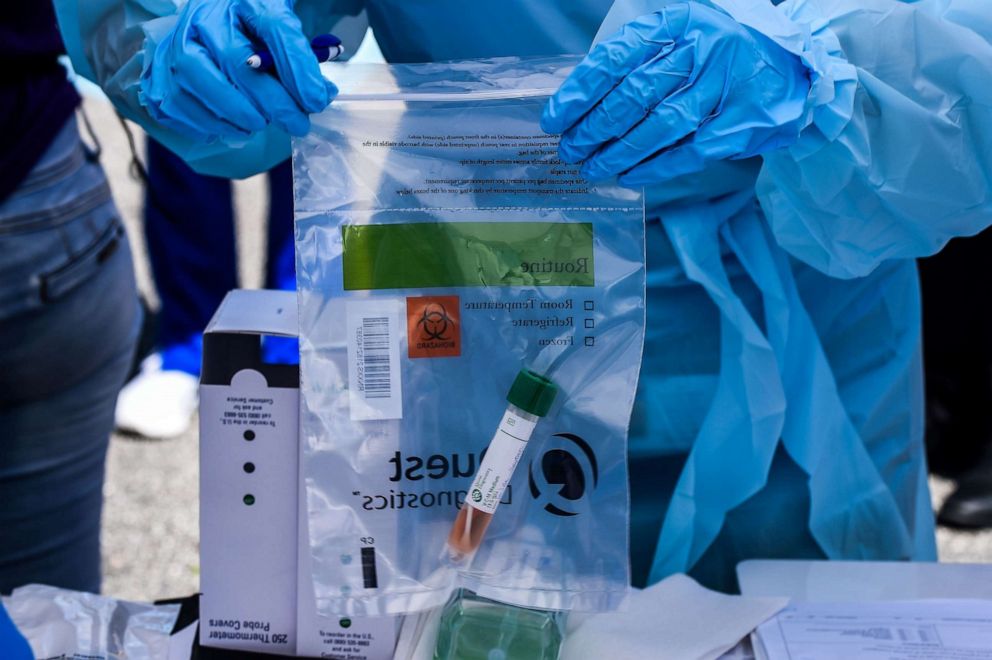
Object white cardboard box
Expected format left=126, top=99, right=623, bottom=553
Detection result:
left=199, top=290, right=396, bottom=658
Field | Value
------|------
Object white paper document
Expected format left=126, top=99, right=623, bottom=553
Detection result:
left=754, top=600, right=992, bottom=660
left=560, top=574, right=787, bottom=660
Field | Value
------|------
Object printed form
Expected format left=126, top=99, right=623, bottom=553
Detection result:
left=753, top=600, right=992, bottom=659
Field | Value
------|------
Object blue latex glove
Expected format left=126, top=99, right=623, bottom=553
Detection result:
left=541, top=2, right=810, bottom=186
left=0, top=601, right=32, bottom=660
left=140, top=0, right=337, bottom=141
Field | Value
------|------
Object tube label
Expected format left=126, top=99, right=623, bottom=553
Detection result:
left=467, top=409, right=538, bottom=514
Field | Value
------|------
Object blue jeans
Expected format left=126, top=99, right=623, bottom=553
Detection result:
left=0, top=116, right=140, bottom=594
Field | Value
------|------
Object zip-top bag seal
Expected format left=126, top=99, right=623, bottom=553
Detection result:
left=293, top=55, right=646, bottom=617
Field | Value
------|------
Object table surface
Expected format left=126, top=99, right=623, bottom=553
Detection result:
left=737, top=560, right=992, bottom=601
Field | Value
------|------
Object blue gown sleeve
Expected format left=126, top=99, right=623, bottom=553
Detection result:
left=714, top=0, right=992, bottom=278
left=53, top=0, right=367, bottom=179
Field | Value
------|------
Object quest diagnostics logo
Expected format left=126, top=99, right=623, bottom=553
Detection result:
left=407, top=295, right=461, bottom=359
left=528, top=432, right=598, bottom=517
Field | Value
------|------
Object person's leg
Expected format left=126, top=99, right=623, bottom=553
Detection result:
left=116, top=139, right=237, bottom=438
left=0, top=116, right=140, bottom=593
left=261, top=158, right=299, bottom=364
left=145, top=138, right=237, bottom=375
left=918, top=229, right=992, bottom=478
left=921, top=227, right=992, bottom=527
left=264, top=158, right=294, bottom=293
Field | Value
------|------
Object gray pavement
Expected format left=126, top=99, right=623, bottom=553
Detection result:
left=85, top=96, right=992, bottom=603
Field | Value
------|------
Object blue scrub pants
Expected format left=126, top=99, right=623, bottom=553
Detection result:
left=145, top=139, right=297, bottom=376
left=0, top=117, right=141, bottom=594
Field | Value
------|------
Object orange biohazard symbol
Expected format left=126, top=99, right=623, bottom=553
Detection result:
left=406, top=296, right=461, bottom=358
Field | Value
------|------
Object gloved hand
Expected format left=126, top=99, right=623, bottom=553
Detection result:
left=140, top=0, right=336, bottom=142
left=541, top=2, right=810, bottom=186
left=0, top=600, right=31, bottom=660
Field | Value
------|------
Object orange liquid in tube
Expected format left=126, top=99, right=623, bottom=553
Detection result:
left=447, top=503, right=495, bottom=559
left=446, top=369, right=558, bottom=561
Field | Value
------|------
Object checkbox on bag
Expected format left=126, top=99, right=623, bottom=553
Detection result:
left=583, top=300, right=595, bottom=311
left=584, top=318, right=595, bottom=329
left=584, top=336, right=595, bottom=347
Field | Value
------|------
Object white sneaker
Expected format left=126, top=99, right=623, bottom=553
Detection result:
left=115, top=353, right=198, bottom=438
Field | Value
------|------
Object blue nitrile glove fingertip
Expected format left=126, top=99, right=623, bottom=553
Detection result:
left=580, top=161, right=610, bottom=182
left=293, top=67, right=336, bottom=113
left=540, top=100, right=565, bottom=135
left=283, top=114, right=311, bottom=137
left=616, top=173, right=637, bottom=188
left=556, top=143, right=579, bottom=165
left=298, top=87, right=326, bottom=115
left=617, top=166, right=660, bottom=188
left=0, top=601, right=32, bottom=660
left=296, top=81, right=336, bottom=119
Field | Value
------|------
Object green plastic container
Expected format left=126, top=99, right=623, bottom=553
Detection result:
left=434, top=589, right=565, bottom=660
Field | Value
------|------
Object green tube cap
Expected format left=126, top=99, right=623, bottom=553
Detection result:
left=506, top=369, right=558, bottom=417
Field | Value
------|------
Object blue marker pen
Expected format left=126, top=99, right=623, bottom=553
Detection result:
left=246, top=34, right=344, bottom=70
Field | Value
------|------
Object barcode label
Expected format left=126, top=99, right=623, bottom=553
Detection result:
left=361, top=547, right=379, bottom=589
left=346, top=300, right=403, bottom=421
left=360, top=317, right=391, bottom=398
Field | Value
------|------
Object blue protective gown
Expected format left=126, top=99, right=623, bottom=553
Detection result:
left=55, top=0, right=992, bottom=591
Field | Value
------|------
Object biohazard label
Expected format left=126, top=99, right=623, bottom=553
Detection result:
left=406, top=295, right=461, bottom=359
